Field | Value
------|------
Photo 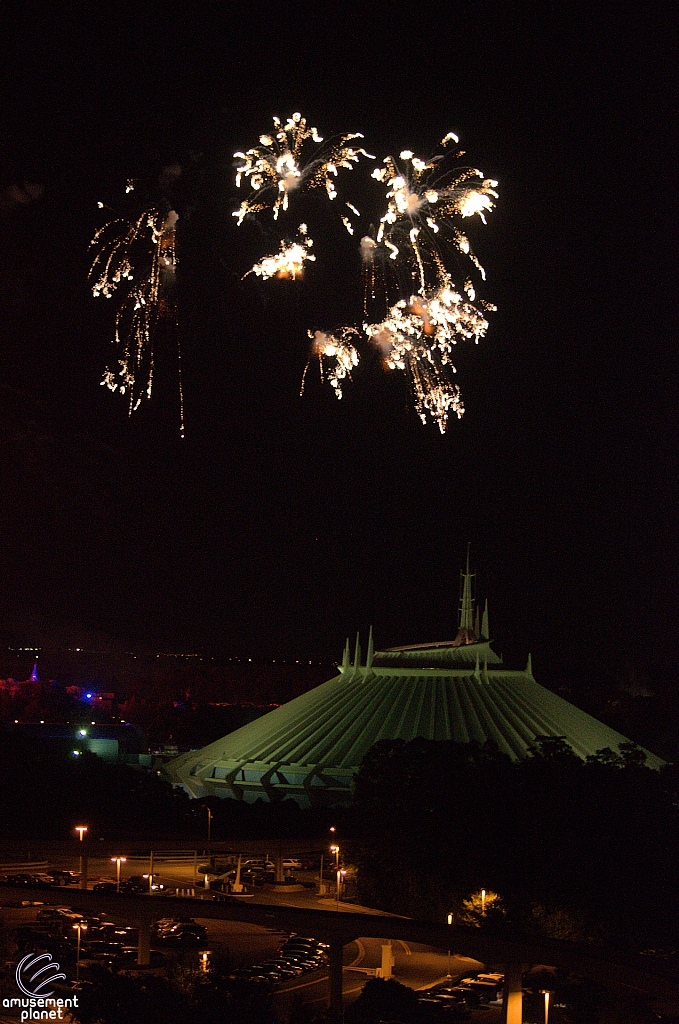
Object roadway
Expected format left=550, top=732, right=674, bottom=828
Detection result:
left=0, top=902, right=485, bottom=1017
left=4, top=855, right=679, bottom=1020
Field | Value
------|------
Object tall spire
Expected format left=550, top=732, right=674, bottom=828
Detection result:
left=366, top=626, right=374, bottom=670
left=454, top=543, right=479, bottom=645
left=341, top=639, right=350, bottom=673
left=353, top=632, right=361, bottom=671
left=481, top=599, right=489, bottom=640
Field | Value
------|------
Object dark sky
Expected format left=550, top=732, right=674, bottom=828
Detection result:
left=0, top=5, right=676, bottom=673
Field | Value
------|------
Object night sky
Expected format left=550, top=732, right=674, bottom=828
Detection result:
left=0, top=6, right=676, bottom=677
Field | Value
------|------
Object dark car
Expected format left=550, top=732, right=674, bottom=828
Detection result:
left=5, top=873, right=36, bottom=887
left=158, top=926, right=207, bottom=946
left=50, top=870, right=81, bottom=886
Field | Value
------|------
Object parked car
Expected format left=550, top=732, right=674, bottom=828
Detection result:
left=242, top=859, right=275, bottom=872
left=151, top=917, right=196, bottom=934
left=37, top=907, right=76, bottom=922
left=50, top=870, right=81, bottom=886
left=5, top=873, right=37, bottom=887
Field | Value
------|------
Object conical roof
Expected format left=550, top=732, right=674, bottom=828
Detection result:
left=165, top=632, right=664, bottom=807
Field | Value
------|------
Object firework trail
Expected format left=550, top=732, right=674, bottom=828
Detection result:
left=233, top=112, right=373, bottom=228
left=242, top=223, right=315, bottom=281
left=90, top=202, right=183, bottom=433
left=300, top=327, right=361, bottom=400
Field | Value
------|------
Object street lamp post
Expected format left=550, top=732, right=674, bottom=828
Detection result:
left=447, top=912, right=453, bottom=977
left=481, top=888, right=486, bottom=916
left=205, top=806, right=212, bottom=844
left=330, top=845, right=340, bottom=908
left=540, top=990, right=551, bottom=1024
left=73, top=922, right=87, bottom=982
left=75, top=826, right=88, bottom=889
left=111, top=856, right=126, bottom=892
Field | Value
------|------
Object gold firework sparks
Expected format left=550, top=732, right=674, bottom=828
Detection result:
left=90, top=205, right=182, bottom=429
left=368, top=132, right=497, bottom=295
left=233, top=112, right=373, bottom=227
left=300, top=327, right=361, bottom=400
left=242, top=224, right=315, bottom=281
left=362, top=281, right=494, bottom=433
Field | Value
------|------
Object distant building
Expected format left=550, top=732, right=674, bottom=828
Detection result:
left=166, top=557, right=664, bottom=807
left=2, top=721, right=149, bottom=765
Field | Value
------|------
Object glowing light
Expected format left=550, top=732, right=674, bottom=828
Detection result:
left=243, top=224, right=315, bottom=281
left=301, top=327, right=360, bottom=399
left=233, top=112, right=373, bottom=225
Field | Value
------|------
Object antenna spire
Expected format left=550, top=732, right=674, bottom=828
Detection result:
left=366, top=626, right=374, bottom=670
left=353, top=632, right=361, bottom=671
left=454, top=543, right=479, bottom=645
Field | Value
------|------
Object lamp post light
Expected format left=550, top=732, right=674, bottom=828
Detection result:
left=111, top=856, right=126, bottom=892
left=540, top=990, right=551, bottom=1024
left=73, top=922, right=87, bottom=982
left=205, top=806, right=213, bottom=844
left=330, top=845, right=340, bottom=908
left=336, top=868, right=346, bottom=908
left=446, top=912, right=453, bottom=976
left=75, top=826, right=88, bottom=882
left=481, top=888, right=486, bottom=917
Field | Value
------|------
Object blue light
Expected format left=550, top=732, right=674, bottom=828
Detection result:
left=86, top=693, right=93, bottom=699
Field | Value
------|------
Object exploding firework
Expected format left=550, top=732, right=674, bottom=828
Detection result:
left=242, top=224, right=315, bottom=281
left=366, top=132, right=498, bottom=297
left=363, top=284, right=490, bottom=432
left=89, top=204, right=183, bottom=431
left=300, top=327, right=361, bottom=400
left=233, top=112, right=373, bottom=228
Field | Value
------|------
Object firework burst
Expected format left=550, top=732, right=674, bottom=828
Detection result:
left=233, top=112, right=373, bottom=227
left=367, top=132, right=497, bottom=297
left=242, top=224, right=315, bottom=281
left=90, top=204, right=183, bottom=431
left=300, top=327, right=361, bottom=400
left=362, top=278, right=495, bottom=432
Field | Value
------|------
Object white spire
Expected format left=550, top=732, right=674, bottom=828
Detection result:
left=353, top=632, right=361, bottom=671
left=455, top=543, right=478, bottom=645
left=526, top=652, right=533, bottom=676
left=366, top=626, right=374, bottom=670
left=459, top=543, right=474, bottom=632
left=341, top=639, right=350, bottom=673
left=482, top=599, right=489, bottom=640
